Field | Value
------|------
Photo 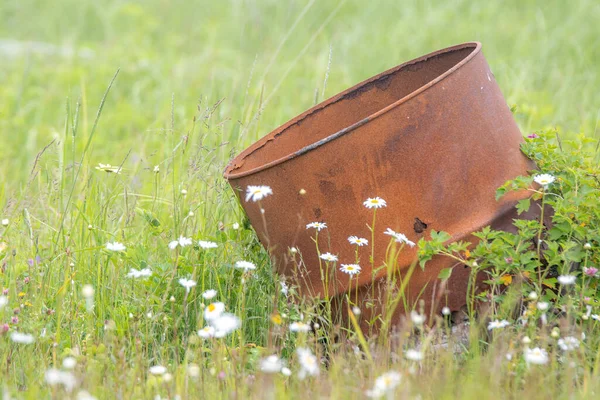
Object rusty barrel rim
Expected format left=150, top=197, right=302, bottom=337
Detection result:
left=224, top=41, right=482, bottom=180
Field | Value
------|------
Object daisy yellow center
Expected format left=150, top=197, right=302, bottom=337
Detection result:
left=347, top=266, right=355, bottom=270
left=208, top=304, right=216, bottom=312
left=370, top=199, right=378, bottom=204
left=253, top=189, right=262, bottom=194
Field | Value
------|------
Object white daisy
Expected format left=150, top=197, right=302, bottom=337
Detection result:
left=557, top=275, right=576, bottom=285
left=405, top=349, right=423, bottom=361
left=533, top=173, right=555, bottom=187
left=384, top=228, right=415, bottom=247
left=178, top=278, right=197, bottom=293
left=204, top=302, right=225, bottom=321
left=487, top=319, right=511, bottom=330
left=197, top=326, right=215, bottom=339
left=95, top=163, right=122, bottom=174
left=212, top=313, right=241, bottom=337
left=537, top=302, right=549, bottom=311
left=297, top=347, right=319, bottom=378
left=340, top=264, right=361, bottom=275
left=524, top=347, right=548, bottom=365
left=557, top=336, right=580, bottom=351
left=149, top=365, right=167, bottom=375
left=592, top=314, right=600, bottom=321
left=45, top=369, right=76, bottom=392
left=245, top=185, right=273, bottom=202
left=363, top=197, right=387, bottom=209
left=169, top=236, right=193, bottom=250
left=280, top=280, right=289, bottom=296
left=281, top=367, right=292, bottom=376
left=202, top=289, right=217, bottom=299
left=260, top=355, right=283, bottom=374
left=306, top=222, right=327, bottom=231
left=198, top=240, right=218, bottom=249
left=367, top=371, right=402, bottom=398
left=348, top=236, right=368, bottom=246
left=10, top=332, right=35, bottom=344
left=106, top=242, right=126, bottom=252
left=319, top=252, right=338, bottom=262
left=410, top=310, right=426, bottom=325
left=0, top=295, right=7, bottom=309
left=289, top=322, right=312, bottom=333
left=126, top=268, right=152, bottom=278
left=235, top=260, right=256, bottom=272
left=62, top=357, right=77, bottom=369
left=1, top=219, right=8, bottom=226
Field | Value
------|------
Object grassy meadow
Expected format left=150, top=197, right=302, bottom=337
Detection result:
left=1, top=0, right=600, bottom=398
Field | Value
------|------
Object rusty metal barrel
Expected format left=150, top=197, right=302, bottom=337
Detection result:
left=224, top=42, right=534, bottom=324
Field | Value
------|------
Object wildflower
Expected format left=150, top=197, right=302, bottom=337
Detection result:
left=384, top=228, right=416, bottom=247
left=232, top=222, right=240, bottom=230
left=537, top=302, right=549, bottom=311
left=527, top=133, right=539, bottom=139
left=441, top=306, right=451, bottom=316
left=10, top=332, right=34, bottom=344
left=0, top=296, right=7, bottom=309
left=352, top=306, right=361, bottom=316
left=198, top=326, right=215, bottom=339
left=235, top=261, right=256, bottom=272
left=367, top=371, right=402, bottom=398
left=212, top=313, right=241, bottom=337
left=410, top=310, right=426, bottom=325
left=557, top=336, right=580, bottom=351
left=106, top=242, right=126, bottom=252
left=63, top=357, right=77, bottom=369
left=488, top=319, right=511, bottom=330
left=95, top=163, right=121, bottom=174
left=126, top=268, right=152, bottom=278
left=245, top=185, right=273, bottom=202
left=45, top=369, right=77, bottom=392
left=178, top=278, right=197, bottom=293
left=297, top=347, right=319, bottom=378
left=584, top=243, right=592, bottom=250
left=348, top=236, right=368, bottom=246
left=204, top=302, right=225, bottom=321
left=533, top=173, right=555, bottom=187
left=340, top=264, right=361, bottom=275
left=281, top=367, right=292, bottom=376
left=592, top=314, right=600, bottom=321
left=306, top=222, right=327, bottom=231
left=198, top=240, right=218, bottom=249
left=557, top=275, right=576, bottom=285
left=405, top=349, right=423, bottom=361
left=81, top=285, right=94, bottom=299
left=319, top=252, right=338, bottom=262
left=187, top=364, right=201, bottom=378
left=260, top=355, right=283, bottom=373
left=528, top=291, right=538, bottom=300
left=181, top=189, right=187, bottom=195
left=524, top=347, right=549, bottom=365
left=271, top=314, right=282, bottom=325
left=583, top=267, right=598, bottom=277
left=1, top=219, right=8, bottom=226
left=289, top=247, right=298, bottom=254
left=149, top=365, right=167, bottom=375
left=202, top=289, right=217, bottom=299
left=76, top=390, right=97, bottom=400
left=522, top=336, right=532, bottom=345
left=153, top=165, right=160, bottom=173
left=168, top=236, right=192, bottom=250
left=289, top=322, right=312, bottom=333
left=280, top=281, right=289, bottom=296
left=363, top=197, right=387, bottom=209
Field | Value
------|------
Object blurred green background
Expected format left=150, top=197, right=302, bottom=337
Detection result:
left=1, top=0, right=599, bottom=185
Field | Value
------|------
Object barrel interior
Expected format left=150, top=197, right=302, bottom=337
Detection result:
left=226, top=44, right=476, bottom=176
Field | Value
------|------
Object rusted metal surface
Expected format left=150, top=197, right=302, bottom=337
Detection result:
left=224, top=42, right=536, bottom=325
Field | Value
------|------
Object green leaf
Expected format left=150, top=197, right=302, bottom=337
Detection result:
left=438, top=267, right=453, bottom=280
left=516, top=198, right=531, bottom=215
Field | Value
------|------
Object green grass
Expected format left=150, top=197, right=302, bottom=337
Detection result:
left=1, top=0, right=600, bottom=398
